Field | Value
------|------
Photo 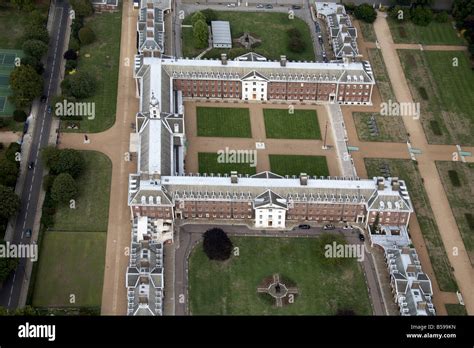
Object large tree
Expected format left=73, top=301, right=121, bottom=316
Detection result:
left=9, top=65, right=43, bottom=109
left=193, top=19, right=209, bottom=49
left=69, top=0, right=94, bottom=18
left=43, top=148, right=85, bottom=178
left=61, top=71, right=97, bottom=99
left=202, top=228, right=233, bottom=261
left=0, top=185, right=20, bottom=220
left=0, top=158, right=19, bottom=188
left=23, top=23, right=49, bottom=44
left=22, top=39, right=48, bottom=60
left=354, top=3, right=377, bottom=23
left=51, top=173, right=78, bottom=204
left=0, top=242, right=19, bottom=283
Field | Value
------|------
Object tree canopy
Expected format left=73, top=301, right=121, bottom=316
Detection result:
left=354, top=4, right=377, bottom=23
left=9, top=65, right=43, bottom=109
left=0, top=185, right=20, bottom=220
left=202, top=228, right=233, bottom=261
left=193, top=19, right=209, bottom=49
left=51, top=173, right=78, bottom=204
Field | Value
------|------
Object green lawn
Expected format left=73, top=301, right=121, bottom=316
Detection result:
left=435, top=161, right=474, bottom=264
left=367, top=48, right=397, bottom=104
left=51, top=151, right=112, bottom=232
left=358, top=21, right=376, bottom=42
left=189, top=236, right=372, bottom=315
left=62, top=10, right=122, bottom=133
left=198, top=152, right=257, bottom=176
left=365, top=158, right=458, bottom=292
left=388, top=18, right=466, bottom=45
left=398, top=50, right=474, bottom=145
left=269, top=154, right=329, bottom=177
left=445, top=304, right=468, bottom=315
left=196, top=106, right=252, bottom=137
left=263, top=108, right=321, bottom=139
left=183, top=11, right=315, bottom=61
left=32, top=231, right=106, bottom=307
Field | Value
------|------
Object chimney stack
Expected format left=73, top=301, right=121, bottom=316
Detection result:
left=230, top=171, right=238, bottom=184
left=391, top=177, right=400, bottom=191
left=300, top=173, right=308, bottom=186
left=377, top=177, right=385, bottom=190
left=221, top=53, right=228, bottom=65
left=280, top=55, right=287, bottom=67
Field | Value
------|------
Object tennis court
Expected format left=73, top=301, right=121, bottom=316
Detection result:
left=0, top=49, right=22, bottom=116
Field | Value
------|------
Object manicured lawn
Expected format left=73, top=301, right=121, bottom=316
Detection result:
left=32, top=231, right=106, bottom=307
left=63, top=10, right=122, bottom=133
left=269, top=155, right=329, bottom=177
left=263, top=108, right=321, bottom=139
left=189, top=236, right=372, bottom=315
left=388, top=18, right=466, bottom=45
left=445, top=304, right=468, bottom=315
left=181, top=26, right=202, bottom=58
left=353, top=112, right=407, bottom=143
left=183, top=11, right=315, bottom=61
left=198, top=152, right=257, bottom=176
left=196, top=106, right=252, bottom=137
left=367, top=48, right=396, bottom=103
left=51, top=151, right=112, bottom=232
left=358, top=21, right=376, bottom=42
left=365, top=158, right=458, bottom=292
left=398, top=50, right=474, bottom=145
left=435, top=161, right=474, bottom=264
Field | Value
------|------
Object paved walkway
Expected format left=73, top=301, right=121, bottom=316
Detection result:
left=58, top=0, right=139, bottom=315
left=0, top=131, right=21, bottom=144
left=183, top=101, right=341, bottom=176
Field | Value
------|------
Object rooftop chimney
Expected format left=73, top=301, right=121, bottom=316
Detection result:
left=391, top=177, right=400, bottom=191
left=221, top=53, right=228, bottom=65
left=300, top=173, right=308, bottom=186
left=280, top=55, right=287, bottom=67
left=230, top=171, right=238, bottom=184
left=377, top=177, right=385, bottom=190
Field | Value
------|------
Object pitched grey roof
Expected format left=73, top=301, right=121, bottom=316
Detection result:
left=254, top=190, right=288, bottom=209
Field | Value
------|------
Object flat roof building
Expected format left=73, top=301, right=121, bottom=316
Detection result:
left=211, top=21, right=232, bottom=48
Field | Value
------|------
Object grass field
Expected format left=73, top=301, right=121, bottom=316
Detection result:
left=263, top=108, right=321, bottom=139
left=368, top=48, right=397, bottom=104
left=398, top=50, right=474, bottom=145
left=198, top=152, right=257, bottom=175
left=365, top=158, right=458, bottom=292
left=445, top=304, right=468, bottom=315
left=196, top=106, right=252, bottom=137
left=388, top=18, right=466, bottom=45
left=51, top=151, right=112, bottom=232
left=353, top=112, right=407, bottom=143
left=32, top=231, right=106, bottom=307
left=62, top=10, right=122, bottom=133
left=189, top=236, right=372, bottom=315
left=182, top=11, right=315, bottom=61
left=358, top=21, right=376, bottom=42
left=435, top=161, right=474, bottom=264
left=269, top=155, right=329, bottom=177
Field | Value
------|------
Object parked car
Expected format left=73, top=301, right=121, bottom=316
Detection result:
left=24, top=229, right=32, bottom=238
left=323, top=224, right=335, bottom=230
left=298, top=224, right=311, bottom=230
left=256, top=3, right=264, bottom=8
left=227, top=3, right=236, bottom=7
left=265, top=4, right=273, bottom=9
left=292, top=5, right=301, bottom=9
left=358, top=233, right=365, bottom=241
left=342, top=225, right=352, bottom=230
left=28, top=161, right=34, bottom=169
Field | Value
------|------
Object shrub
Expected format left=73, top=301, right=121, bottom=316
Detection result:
left=78, top=27, right=96, bottom=45
left=430, top=120, right=442, bottom=135
left=418, top=86, right=429, bottom=100
left=61, top=71, right=97, bottom=99
left=42, top=174, right=56, bottom=192
left=51, top=173, right=78, bottom=204
left=64, top=49, right=78, bottom=60
left=69, top=0, right=94, bottom=17
left=465, top=213, right=474, bottom=230
left=71, top=17, right=85, bottom=40
left=69, top=37, right=81, bottom=52
left=65, top=59, right=78, bottom=72
left=448, top=170, right=461, bottom=187
left=23, top=24, right=49, bottom=44
left=13, top=110, right=27, bottom=123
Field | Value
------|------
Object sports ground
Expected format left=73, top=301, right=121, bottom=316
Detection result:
left=0, top=49, right=22, bottom=117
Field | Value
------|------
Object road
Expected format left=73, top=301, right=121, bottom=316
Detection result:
left=0, top=0, right=70, bottom=309
left=174, top=223, right=387, bottom=315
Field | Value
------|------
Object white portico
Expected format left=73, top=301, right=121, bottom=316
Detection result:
left=253, top=190, right=288, bottom=228
left=241, top=71, right=268, bottom=101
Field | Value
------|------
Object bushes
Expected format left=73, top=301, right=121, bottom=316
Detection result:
left=69, top=0, right=94, bottom=17
left=51, top=173, right=78, bottom=204
left=23, top=23, right=49, bottom=44
left=20, top=55, right=44, bottom=75
left=13, top=110, right=27, bottom=123
left=78, top=27, right=96, bottom=45
left=64, top=49, right=78, bottom=61
left=9, top=65, right=43, bottom=109
left=22, top=39, right=48, bottom=60
left=448, top=170, right=461, bottom=187
left=41, top=148, right=85, bottom=178
left=354, top=4, right=377, bottom=24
